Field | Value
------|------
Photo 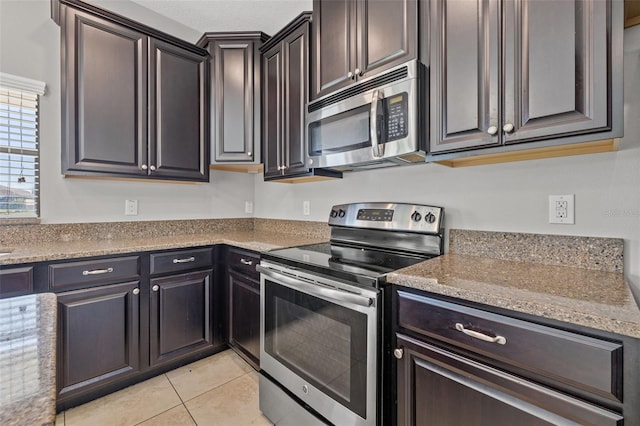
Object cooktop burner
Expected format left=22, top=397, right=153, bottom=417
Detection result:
left=262, top=242, right=433, bottom=287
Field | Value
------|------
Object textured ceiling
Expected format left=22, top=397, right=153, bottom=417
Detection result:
left=128, top=0, right=312, bottom=36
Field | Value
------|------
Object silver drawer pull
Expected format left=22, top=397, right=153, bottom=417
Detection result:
left=82, top=267, right=113, bottom=276
left=240, top=258, right=253, bottom=266
left=173, top=257, right=196, bottom=264
left=455, top=323, right=506, bottom=345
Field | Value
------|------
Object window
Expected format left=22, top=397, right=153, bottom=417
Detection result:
left=0, top=73, right=45, bottom=219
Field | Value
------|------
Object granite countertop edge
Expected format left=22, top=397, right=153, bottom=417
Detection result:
left=388, top=254, right=640, bottom=339
left=0, top=231, right=327, bottom=265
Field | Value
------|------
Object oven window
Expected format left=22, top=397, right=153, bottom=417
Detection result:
left=308, top=104, right=370, bottom=155
left=264, top=279, right=368, bottom=418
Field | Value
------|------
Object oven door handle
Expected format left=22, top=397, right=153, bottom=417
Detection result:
left=257, top=265, right=374, bottom=308
left=370, top=89, right=384, bottom=159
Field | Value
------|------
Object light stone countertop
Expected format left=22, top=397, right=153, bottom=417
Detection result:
left=388, top=253, right=640, bottom=339
left=0, top=230, right=327, bottom=266
left=0, top=293, right=57, bottom=426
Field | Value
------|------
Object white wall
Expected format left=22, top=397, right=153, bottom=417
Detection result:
left=0, top=0, right=255, bottom=223
left=254, top=40, right=640, bottom=290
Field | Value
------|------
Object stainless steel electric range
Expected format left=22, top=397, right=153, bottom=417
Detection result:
left=258, top=202, right=444, bottom=426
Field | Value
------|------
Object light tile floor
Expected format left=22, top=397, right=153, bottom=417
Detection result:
left=55, top=350, right=272, bottom=426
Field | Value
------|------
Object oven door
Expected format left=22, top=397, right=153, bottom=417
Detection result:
left=258, top=263, right=379, bottom=426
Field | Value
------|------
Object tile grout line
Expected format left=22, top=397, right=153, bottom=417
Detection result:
left=165, top=373, right=199, bottom=426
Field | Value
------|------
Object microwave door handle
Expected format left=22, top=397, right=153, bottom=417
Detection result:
left=370, top=89, right=384, bottom=158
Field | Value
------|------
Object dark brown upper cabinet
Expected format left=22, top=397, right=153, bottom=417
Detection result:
left=197, top=32, right=268, bottom=168
left=260, top=13, right=342, bottom=182
left=311, top=0, right=418, bottom=101
left=429, top=0, right=624, bottom=155
left=55, top=0, right=209, bottom=182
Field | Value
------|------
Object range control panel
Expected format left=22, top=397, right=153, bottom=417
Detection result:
left=328, top=202, right=444, bottom=235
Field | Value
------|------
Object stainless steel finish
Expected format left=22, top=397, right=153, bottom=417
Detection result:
left=260, top=261, right=379, bottom=426
left=152, top=284, right=159, bottom=292
left=307, top=61, right=425, bottom=170
left=394, top=348, right=404, bottom=359
left=455, top=323, right=507, bottom=345
left=149, top=165, right=156, bottom=171
left=82, top=267, right=113, bottom=276
left=172, top=256, right=196, bottom=264
left=370, top=89, right=384, bottom=158
left=141, top=164, right=148, bottom=170
left=132, top=288, right=140, bottom=295
left=503, top=123, right=515, bottom=133
left=487, top=126, right=498, bottom=135
left=328, top=202, right=444, bottom=236
left=257, top=265, right=375, bottom=308
left=240, top=258, right=254, bottom=266
left=259, top=374, right=330, bottom=426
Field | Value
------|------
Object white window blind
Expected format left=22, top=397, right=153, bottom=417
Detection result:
left=0, top=73, right=46, bottom=219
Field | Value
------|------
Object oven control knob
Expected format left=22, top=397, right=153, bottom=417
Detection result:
left=425, top=212, right=436, bottom=223
left=338, top=209, right=346, bottom=218
left=410, top=211, right=422, bottom=222
left=330, top=209, right=338, bottom=218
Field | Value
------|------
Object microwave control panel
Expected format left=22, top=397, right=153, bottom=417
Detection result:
left=385, top=93, right=409, bottom=141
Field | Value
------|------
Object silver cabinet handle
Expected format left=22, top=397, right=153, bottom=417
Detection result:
left=149, top=165, right=156, bottom=171
left=247, top=151, right=252, bottom=156
left=455, top=323, right=506, bottom=345
left=503, top=123, right=515, bottom=133
left=82, top=267, right=113, bottom=276
left=240, top=258, right=253, bottom=266
left=173, top=256, right=195, bottom=264
left=355, top=68, right=362, bottom=77
left=347, top=71, right=354, bottom=79
left=152, top=285, right=159, bottom=292
left=487, top=126, right=498, bottom=135
left=133, top=288, right=140, bottom=295
left=393, top=348, right=404, bottom=359
left=141, top=164, right=148, bottom=170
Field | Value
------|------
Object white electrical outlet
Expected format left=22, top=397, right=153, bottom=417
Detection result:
left=303, top=200, right=310, bottom=216
left=549, top=195, right=574, bottom=224
left=125, top=199, right=138, bottom=216
left=245, top=201, right=253, bottom=214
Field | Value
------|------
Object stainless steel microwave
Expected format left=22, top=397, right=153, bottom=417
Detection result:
left=306, top=61, right=427, bottom=171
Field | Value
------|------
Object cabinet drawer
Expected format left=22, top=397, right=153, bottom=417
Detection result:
left=226, top=248, right=259, bottom=279
left=50, top=256, right=141, bottom=291
left=150, top=247, right=213, bottom=275
left=0, top=266, right=34, bottom=298
left=397, top=290, right=623, bottom=403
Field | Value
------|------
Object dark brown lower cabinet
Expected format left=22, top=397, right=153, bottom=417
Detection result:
left=396, top=334, right=623, bottom=426
left=228, top=270, right=260, bottom=367
left=149, top=269, right=213, bottom=366
left=56, top=281, right=140, bottom=403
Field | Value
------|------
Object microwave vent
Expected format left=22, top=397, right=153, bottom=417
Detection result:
left=308, top=66, right=409, bottom=113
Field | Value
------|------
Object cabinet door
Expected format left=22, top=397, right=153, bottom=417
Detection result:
left=212, top=41, right=257, bottom=162
left=396, top=335, right=623, bottom=426
left=57, top=281, right=140, bottom=402
left=262, top=46, right=283, bottom=179
left=283, top=21, right=310, bottom=176
left=61, top=7, right=147, bottom=176
left=311, top=0, right=357, bottom=100
left=149, top=270, right=213, bottom=366
left=357, top=0, right=417, bottom=79
left=503, top=0, right=611, bottom=143
left=228, top=270, right=260, bottom=368
left=149, top=39, right=209, bottom=181
left=429, top=0, right=501, bottom=153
